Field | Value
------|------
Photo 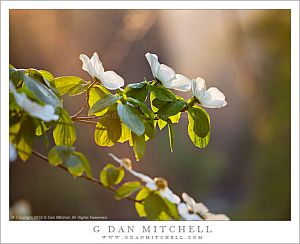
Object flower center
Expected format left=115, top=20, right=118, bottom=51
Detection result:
left=121, top=158, right=132, bottom=170
left=154, top=177, right=168, bottom=190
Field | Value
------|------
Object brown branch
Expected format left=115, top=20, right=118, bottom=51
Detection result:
left=31, top=150, right=142, bottom=204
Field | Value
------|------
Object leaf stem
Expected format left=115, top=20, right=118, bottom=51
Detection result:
left=31, top=150, right=142, bottom=204
left=70, top=79, right=98, bottom=119
left=182, top=96, right=198, bottom=112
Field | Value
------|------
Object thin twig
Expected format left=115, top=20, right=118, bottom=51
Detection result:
left=70, top=79, right=98, bottom=119
left=73, top=119, right=99, bottom=124
left=71, top=116, right=98, bottom=121
left=31, top=150, right=142, bottom=203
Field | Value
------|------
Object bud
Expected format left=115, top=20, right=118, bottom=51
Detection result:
left=154, top=177, right=168, bottom=190
left=121, top=158, right=132, bottom=170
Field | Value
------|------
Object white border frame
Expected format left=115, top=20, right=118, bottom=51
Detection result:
left=1, top=1, right=299, bottom=243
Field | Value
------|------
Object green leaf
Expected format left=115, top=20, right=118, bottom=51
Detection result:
left=126, top=97, right=154, bottom=120
left=188, top=106, right=210, bottom=138
left=24, top=74, right=62, bottom=108
left=94, top=105, right=122, bottom=146
left=13, top=117, right=36, bottom=162
left=88, top=86, right=111, bottom=116
left=26, top=68, right=52, bottom=88
left=115, top=181, right=141, bottom=200
left=157, top=120, right=167, bottom=130
left=35, top=121, right=48, bottom=136
left=150, top=92, right=159, bottom=112
left=125, top=82, right=148, bottom=102
left=132, top=132, right=146, bottom=161
left=89, top=94, right=120, bottom=114
left=127, top=81, right=147, bottom=89
left=100, top=164, right=125, bottom=187
left=53, top=109, right=76, bottom=146
left=38, top=70, right=55, bottom=83
left=152, top=98, right=168, bottom=109
left=144, top=119, right=156, bottom=140
left=187, top=106, right=210, bottom=148
left=48, top=146, right=74, bottom=166
left=135, top=187, right=151, bottom=217
left=48, top=146, right=90, bottom=177
left=150, top=93, right=179, bottom=130
left=144, top=192, right=166, bottom=220
left=53, top=76, right=86, bottom=96
left=117, top=103, right=145, bottom=136
left=74, top=152, right=92, bottom=178
left=67, top=81, right=89, bottom=96
left=35, top=121, right=49, bottom=147
left=10, top=69, right=26, bottom=87
left=157, top=100, right=186, bottom=120
left=135, top=188, right=172, bottom=220
left=64, top=154, right=85, bottom=176
left=149, top=85, right=176, bottom=102
left=118, top=123, right=131, bottom=143
left=167, top=121, right=175, bottom=153
left=169, top=111, right=181, bottom=124
left=163, top=198, right=180, bottom=220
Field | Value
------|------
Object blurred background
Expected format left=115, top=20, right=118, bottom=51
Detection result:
left=9, top=10, right=291, bottom=220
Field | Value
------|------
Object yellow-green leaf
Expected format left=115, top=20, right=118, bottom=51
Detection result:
left=53, top=76, right=86, bottom=96
left=135, top=187, right=151, bottom=217
left=88, top=86, right=111, bottom=117
left=132, top=132, right=146, bottom=161
left=94, top=105, right=122, bottom=147
left=117, top=103, right=145, bottom=136
left=53, top=109, right=76, bottom=146
left=115, top=181, right=141, bottom=200
left=100, top=164, right=125, bottom=187
left=187, top=106, right=210, bottom=148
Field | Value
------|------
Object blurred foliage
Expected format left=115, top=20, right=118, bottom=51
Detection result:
left=234, top=10, right=291, bottom=220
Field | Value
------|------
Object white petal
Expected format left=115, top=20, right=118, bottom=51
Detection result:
left=194, top=202, right=209, bottom=216
left=200, top=87, right=227, bottom=108
left=177, top=203, right=189, bottom=217
left=108, top=153, right=126, bottom=167
left=10, top=143, right=18, bottom=162
left=145, top=181, right=157, bottom=190
left=186, top=213, right=202, bottom=221
left=13, top=92, right=59, bottom=122
left=90, top=52, right=105, bottom=77
left=108, top=153, right=155, bottom=184
left=192, top=77, right=206, bottom=100
left=157, top=64, right=176, bottom=85
left=160, top=188, right=180, bottom=204
left=167, top=74, right=191, bottom=92
left=131, top=171, right=154, bottom=185
left=182, top=192, right=197, bottom=211
left=178, top=203, right=202, bottom=221
left=145, top=52, right=160, bottom=77
left=79, top=54, right=95, bottom=77
left=99, top=71, right=124, bottom=90
left=204, top=213, right=230, bottom=221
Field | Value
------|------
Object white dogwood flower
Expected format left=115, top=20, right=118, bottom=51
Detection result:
left=145, top=52, right=191, bottom=92
left=10, top=82, right=59, bottom=122
left=109, top=153, right=180, bottom=204
left=192, top=77, right=227, bottom=108
left=180, top=193, right=230, bottom=220
left=79, top=52, right=124, bottom=90
left=177, top=203, right=202, bottom=220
